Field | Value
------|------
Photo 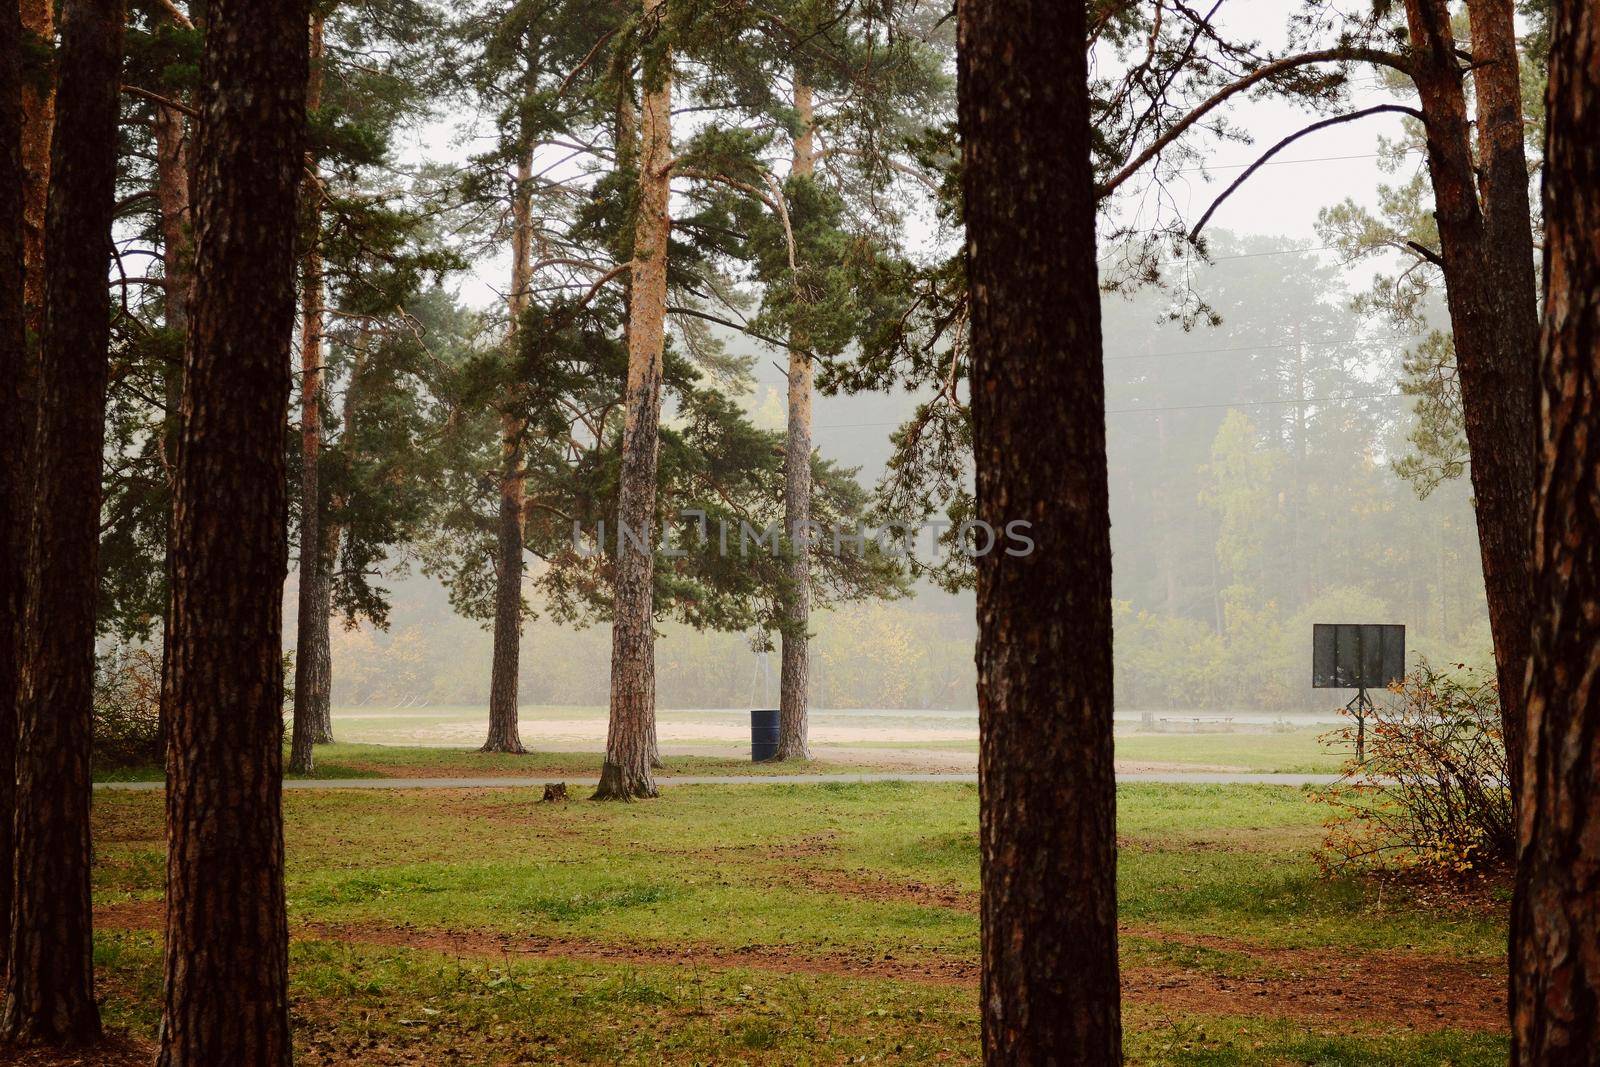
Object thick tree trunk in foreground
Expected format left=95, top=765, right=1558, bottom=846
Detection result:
left=1403, top=0, right=1539, bottom=795
left=775, top=76, right=815, bottom=762
left=483, top=130, right=534, bottom=756
left=1, top=0, right=122, bottom=1045
left=1511, top=1, right=1600, bottom=1058
left=157, top=0, right=307, bottom=1060
left=597, top=0, right=669, bottom=800
left=958, top=0, right=1123, bottom=1060
left=18, top=0, right=50, bottom=334
left=291, top=13, right=329, bottom=776
left=0, top=0, right=28, bottom=981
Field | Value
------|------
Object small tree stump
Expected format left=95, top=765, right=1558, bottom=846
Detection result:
left=542, top=782, right=568, bottom=803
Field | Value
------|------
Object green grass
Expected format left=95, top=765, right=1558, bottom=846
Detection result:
left=95, top=932, right=1506, bottom=1065
left=93, top=744, right=865, bottom=783
left=837, top=725, right=1344, bottom=772
left=92, top=723, right=1343, bottom=782
left=1114, top=725, right=1345, bottom=773
left=89, top=781, right=1508, bottom=1062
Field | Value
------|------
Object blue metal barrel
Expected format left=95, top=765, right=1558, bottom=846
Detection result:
left=751, top=708, right=780, bottom=761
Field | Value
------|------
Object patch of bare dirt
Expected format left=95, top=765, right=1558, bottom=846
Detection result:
left=94, top=899, right=164, bottom=930
left=93, top=899, right=1506, bottom=1034
left=766, top=829, right=844, bottom=859
left=311, top=921, right=981, bottom=987
left=0, top=1034, right=155, bottom=1067
left=1120, top=925, right=1506, bottom=1032
left=299, top=920, right=1505, bottom=1032
left=780, top=865, right=977, bottom=913
left=90, top=802, right=165, bottom=845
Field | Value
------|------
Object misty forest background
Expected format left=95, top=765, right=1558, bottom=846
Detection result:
left=313, top=250, right=1488, bottom=715
left=262, top=236, right=1489, bottom=715
left=94, top=6, right=1496, bottom=718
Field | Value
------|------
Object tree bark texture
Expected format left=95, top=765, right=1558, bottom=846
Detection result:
left=291, top=12, right=328, bottom=775
left=306, top=524, right=336, bottom=745
left=0, top=0, right=28, bottom=981
left=18, top=0, right=50, bottom=335
left=1511, top=1, right=1600, bottom=1059
left=776, top=76, right=815, bottom=762
left=1, top=0, right=122, bottom=1045
left=958, top=0, right=1123, bottom=1061
left=483, top=130, right=535, bottom=756
left=156, top=0, right=308, bottom=1060
left=154, top=93, right=191, bottom=338
left=311, top=331, right=369, bottom=745
left=484, top=414, right=528, bottom=754
left=597, top=0, right=669, bottom=801
left=153, top=0, right=193, bottom=757
left=1403, top=0, right=1539, bottom=795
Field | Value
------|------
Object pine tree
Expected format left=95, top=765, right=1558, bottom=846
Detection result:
left=18, top=0, right=50, bottom=332
left=287, top=0, right=456, bottom=770
left=0, top=0, right=29, bottom=981
left=2, top=0, right=123, bottom=1043
left=157, top=0, right=307, bottom=1058
left=598, top=0, right=673, bottom=798
left=1510, top=0, right=1600, bottom=1056
left=444, top=0, right=622, bottom=755
left=959, top=0, right=1122, bottom=1058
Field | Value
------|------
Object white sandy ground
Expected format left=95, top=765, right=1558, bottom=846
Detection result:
left=323, top=705, right=1334, bottom=774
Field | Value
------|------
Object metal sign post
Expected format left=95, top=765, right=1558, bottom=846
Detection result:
left=1312, top=623, right=1406, bottom=764
left=1345, top=686, right=1374, bottom=763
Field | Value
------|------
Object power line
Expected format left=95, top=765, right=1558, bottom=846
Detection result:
left=813, top=390, right=1408, bottom=431
left=1099, top=242, right=1344, bottom=266
left=1106, top=333, right=1411, bottom=361
left=1172, top=146, right=1423, bottom=174
left=1205, top=244, right=1340, bottom=261
left=1106, top=391, right=1405, bottom=415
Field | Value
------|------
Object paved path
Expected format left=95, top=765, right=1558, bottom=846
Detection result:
left=96, top=771, right=1339, bottom=791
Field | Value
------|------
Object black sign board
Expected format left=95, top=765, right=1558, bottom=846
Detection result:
left=1312, top=623, right=1405, bottom=690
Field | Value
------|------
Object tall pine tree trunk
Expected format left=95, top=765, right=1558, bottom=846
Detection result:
left=153, top=9, right=191, bottom=753
left=0, top=0, right=28, bottom=981
left=775, top=76, right=814, bottom=762
left=1402, top=0, right=1539, bottom=797
left=1, top=0, right=122, bottom=1045
left=596, top=0, right=669, bottom=800
left=18, top=0, right=50, bottom=336
left=154, top=103, right=191, bottom=335
left=483, top=122, right=535, bottom=755
left=1510, top=0, right=1600, bottom=1057
left=308, top=521, right=336, bottom=745
left=483, top=410, right=528, bottom=754
left=958, top=0, right=1123, bottom=1059
left=310, top=330, right=368, bottom=740
left=290, top=13, right=328, bottom=776
left=157, top=0, right=307, bottom=1058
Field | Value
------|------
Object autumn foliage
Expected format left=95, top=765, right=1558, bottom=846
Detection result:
left=1315, top=662, right=1513, bottom=875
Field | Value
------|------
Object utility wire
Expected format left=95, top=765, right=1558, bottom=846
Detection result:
left=1106, top=391, right=1405, bottom=415
left=1171, top=146, right=1423, bottom=174
left=1107, top=333, right=1410, bottom=361
left=814, top=391, right=1408, bottom=431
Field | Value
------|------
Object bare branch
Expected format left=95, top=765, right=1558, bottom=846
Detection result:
left=1097, top=46, right=1413, bottom=199
left=122, top=84, right=198, bottom=118
left=1405, top=239, right=1445, bottom=267
left=1188, top=104, right=1424, bottom=240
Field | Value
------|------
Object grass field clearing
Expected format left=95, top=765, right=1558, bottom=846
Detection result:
left=88, top=780, right=1509, bottom=1063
